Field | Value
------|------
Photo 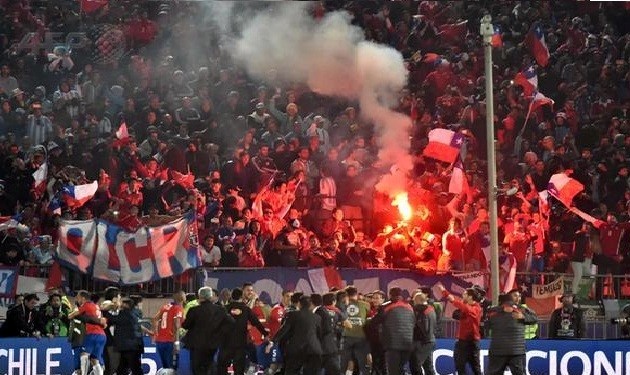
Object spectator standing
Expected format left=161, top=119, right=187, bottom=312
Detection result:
left=549, top=292, right=585, bottom=339
left=42, top=293, right=70, bottom=337
left=26, top=102, right=53, bottom=146
left=315, top=292, right=350, bottom=375
left=485, top=293, right=538, bottom=375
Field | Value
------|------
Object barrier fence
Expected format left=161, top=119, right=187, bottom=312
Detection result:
left=7, top=266, right=630, bottom=340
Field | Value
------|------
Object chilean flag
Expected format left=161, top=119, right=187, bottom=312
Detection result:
left=547, top=173, right=583, bottom=207
left=32, top=162, right=48, bottom=198
left=62, top=181, right=98, bottom=209
left=115, top=122, right=129, bottom=140
left=491, top=25, right=503, bottom=48
left=423, top=128, right=464, bottom=164
left=525, top=22, right=550, bottom=67
left=514, top=65, right=538, bottom=96
left=530, top=91, right=554, bottom=112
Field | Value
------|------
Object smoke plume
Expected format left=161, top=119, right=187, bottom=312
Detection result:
left=212, top=2, right=412, bottom=195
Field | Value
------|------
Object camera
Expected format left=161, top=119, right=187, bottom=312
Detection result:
left=611, top=318, right=629, bottom=325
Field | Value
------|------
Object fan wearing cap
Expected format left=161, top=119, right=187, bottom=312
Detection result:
left=437, top=284, right=482, bottom=375
left=548, top=292, right=585, bottom=339
left=273, top=219, right=304, bottom=267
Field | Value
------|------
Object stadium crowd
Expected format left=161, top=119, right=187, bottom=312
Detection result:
left=0, top=0, right=630, bottom=298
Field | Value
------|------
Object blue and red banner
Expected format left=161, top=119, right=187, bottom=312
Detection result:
left=0, top=266, right=18, bottom=298
left=1, top=337, right=628, bottom=374
left=56, top=211, right=201, bottom=284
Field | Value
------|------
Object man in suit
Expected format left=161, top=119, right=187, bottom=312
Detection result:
left=267, top=295, right=323, bottom=375
left=218, top=288, right=269, bottom=375
left=182, top=287, right=234, bottom=375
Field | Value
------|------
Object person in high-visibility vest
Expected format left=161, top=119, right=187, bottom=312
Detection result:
left=509, top=289, right=539, bottom=339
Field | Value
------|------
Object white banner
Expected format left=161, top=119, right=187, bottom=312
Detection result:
left=532, top=277, right=564, bottom=299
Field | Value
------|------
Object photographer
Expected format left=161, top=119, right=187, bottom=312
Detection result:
left=42, top=293, right=70, bottom=337
left=611, top=304, right=630, bottom=338
left=549, top=292, right=585, bottom=339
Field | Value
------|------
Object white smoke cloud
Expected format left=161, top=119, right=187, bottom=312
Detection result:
left=214, top=2, right=412, bottom=196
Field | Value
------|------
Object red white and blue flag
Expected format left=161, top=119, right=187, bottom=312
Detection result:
left=514, top=65, right=538, bottom=96
left=448, top=158, right=469, bottom=195
left=530, top=91, right=554, bottom=112
left=32, top=162, right=48, bottom=199
left=547, top=173, right=583, bottom=207
left=524, top=22, right=550, bottom=67
left=61, top=181, right=98, bottom=209
left=423, top=128, right=464, bottom=164
left=491, top=25, right=503, bottom=48
left=57, top=211, right=201, bottom=284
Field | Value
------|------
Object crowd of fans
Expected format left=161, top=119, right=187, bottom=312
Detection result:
left=1, top=1, right=630, bottom=297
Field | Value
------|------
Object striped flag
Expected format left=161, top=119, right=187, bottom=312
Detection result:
left=491, top=25, right=503, bottom=48
left=514, top=65, right=538, bottom=97
left=423, top=128, right=465, bottom=164
left=448, top=158, right=469, bottom=195
left=547, top=173, right=583, bottom=207
left=62, top=181, right=98, bottom=209
left=524, top=22, right=550, bottom=67
left=32, top=162, right=48, bottom=199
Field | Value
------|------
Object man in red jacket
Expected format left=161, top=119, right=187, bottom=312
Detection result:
left=438, top=285, right=482, bottom=375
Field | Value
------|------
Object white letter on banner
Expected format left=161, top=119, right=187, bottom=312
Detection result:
left=8, top=348, right=24, bottom=375
left=141, top=347, right=157, bottom=374
left=118, top=229, right=154, bottom=284
left=560, top=351, right=591, bottom=375
left=479, top=349, right=488, bottom=374
left=151, top=218, right=189, bottom=279
left=433, top=349, right=454, bottom=375
left=387, top=278, right=419, bottom=298
left=626, top=352, right=630, bottom=375
left=24, top=347, right=30, bottom=375
left=594, top=351, right=621, bottom=375
left=253, top=279, right=283, bottom=305
left=46, top=348, right=61, bottom=375
left=527, top=350, right=549, bottom=375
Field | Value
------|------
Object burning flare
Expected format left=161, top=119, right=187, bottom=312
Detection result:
left=392, top=192, right=413, bottom=221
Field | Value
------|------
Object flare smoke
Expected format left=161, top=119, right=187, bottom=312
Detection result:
left=213, top=2, right=412, bottom=195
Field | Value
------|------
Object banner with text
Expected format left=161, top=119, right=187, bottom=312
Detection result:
left=2, top=337, right=630, bottom=375
left=533, top=277, right=564, bottom=299
left=57, top=212, right=201, bottom=284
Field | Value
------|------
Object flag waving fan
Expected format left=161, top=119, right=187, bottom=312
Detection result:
left=423, top=128, right=464, bottom=164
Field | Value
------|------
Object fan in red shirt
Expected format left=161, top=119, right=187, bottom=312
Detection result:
left=439, top=285, right=482, bottom=375
left=153, top=291, right=185, bottom=370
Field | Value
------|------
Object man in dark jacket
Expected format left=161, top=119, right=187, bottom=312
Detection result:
left=314, top=292, right=350, bottom=375
left=0, top=293, right=43, bottom=337
left=549, top=292, right=585, bottom=339
left=486, top=293, right=538, bottom=375
left=410, top=287, right=436, bottom=375
left=269, top=295, right=323, bottom=375
left=182, top=287, right=234, bottom=375
left=107, top=298, right=143, bottom=375
left=218, top=287, right=269, bottom=375
left=369, top=287, right=415, bottom=375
